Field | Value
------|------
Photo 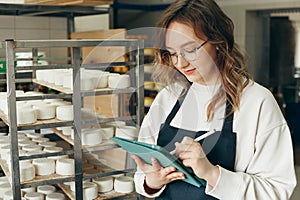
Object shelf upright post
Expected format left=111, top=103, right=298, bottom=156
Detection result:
left=5, top=39, right=22, bottom=199
left=109, top=5, right=114, bottom=29
left=67, top=13, right=75, bottom=39
left=32, top=47, right=38, bottom=80
left=72, top=46, right=83, bottom=200
left=125, top=40, right=144, bottom=170
left=136, top=40, right=144, bottom=128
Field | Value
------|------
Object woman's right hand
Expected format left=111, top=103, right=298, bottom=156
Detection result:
left=131, top=155, right=185, bottom=189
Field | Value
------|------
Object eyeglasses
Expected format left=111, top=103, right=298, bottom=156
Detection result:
left=162, top=40, right=208, bottom=65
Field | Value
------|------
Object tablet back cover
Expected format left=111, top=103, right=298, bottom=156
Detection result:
left=112, top=137, right=206, bottom=187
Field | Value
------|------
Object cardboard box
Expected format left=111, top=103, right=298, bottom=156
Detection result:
left=70, top=29, right=126, bottom=64
left=70, top=29, right=127, bottom=118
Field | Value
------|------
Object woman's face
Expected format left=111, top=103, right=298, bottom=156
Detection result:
left=165, top=21, right=220, bottom=85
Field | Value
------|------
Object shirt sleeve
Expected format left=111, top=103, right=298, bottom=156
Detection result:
left=205, top=94, right=297, bottom=200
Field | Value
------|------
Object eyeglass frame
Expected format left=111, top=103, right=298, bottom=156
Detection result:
left=162, top=40, right=208, bottom=65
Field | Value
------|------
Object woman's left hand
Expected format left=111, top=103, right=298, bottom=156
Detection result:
left=175, top=136, right=220, bottom=186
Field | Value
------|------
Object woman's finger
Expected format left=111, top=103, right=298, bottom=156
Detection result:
left=160, top=166, right=177, bottom=176
left=175, top=142, right=194, bottom=153
left=181, top=136, right=194, bottom=144
left=131, top=154, right=148, bottom=169
left=165, top=171, right=185, bottom=181
left=151, top=157, right=162, bottom=170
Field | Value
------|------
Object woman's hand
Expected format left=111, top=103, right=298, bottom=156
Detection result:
left=131, top=155, right=185, bottom=189
left=175, top=136, right=220, bottom=187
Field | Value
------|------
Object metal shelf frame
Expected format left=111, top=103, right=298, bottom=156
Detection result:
left=0, top=3, right=114, bottom=32
left=2, top=39, right=144, bottom=200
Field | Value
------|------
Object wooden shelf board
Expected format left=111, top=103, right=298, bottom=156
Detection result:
left=51, top=128, right=116, bottom=149
left=33, top=79, right=73, bottom=94
left=32, top=79, right=135, bottom=95
left=0, top=110, right=72, bottom=129
left=0, top=159, right=73, bottom=186
left=57, top=183, right=137, bottom=200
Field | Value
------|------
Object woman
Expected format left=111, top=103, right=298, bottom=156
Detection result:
left=132, top=0, right=297, bottom=199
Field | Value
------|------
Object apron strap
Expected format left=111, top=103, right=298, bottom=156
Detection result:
left=164, top=84, right=191, bottom=125
left=222, top=100, right=234, bottom=132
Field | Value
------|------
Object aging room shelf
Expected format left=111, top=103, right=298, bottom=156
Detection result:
left=58, top=183, right=137, bottom=200
left=0, top=110, right=73, bottom=131
left=1, top=39, right=144, bottom=199
left=51, top=128, right=118, bottom=150
left=33, top=79, right=137, bottom=96
left=0, top=159, right=74, bottom=187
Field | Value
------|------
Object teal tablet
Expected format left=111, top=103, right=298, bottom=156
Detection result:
left=111, top=137, right=206, bottom=187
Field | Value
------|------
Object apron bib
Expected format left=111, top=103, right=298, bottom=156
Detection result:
left=156, top=88, right=236, bottom=200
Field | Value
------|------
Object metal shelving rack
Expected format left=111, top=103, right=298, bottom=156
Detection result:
left=0, top=2, right=114, bottom=95
left=0, top=39, right=144, bottom=199
left=0, top=2, right=114, bottom=32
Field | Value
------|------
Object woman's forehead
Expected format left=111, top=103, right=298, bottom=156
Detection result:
left=165, top=22, right=202, bottom=49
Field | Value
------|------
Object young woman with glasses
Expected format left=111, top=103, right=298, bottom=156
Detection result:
left=131, top=0, right=297, bottom=199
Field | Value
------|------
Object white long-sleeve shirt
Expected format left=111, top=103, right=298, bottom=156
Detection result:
left=134, top=81, right=297, bottom=199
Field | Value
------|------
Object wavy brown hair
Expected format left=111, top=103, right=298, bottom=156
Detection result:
left=152, top=0, right=252, bottom=120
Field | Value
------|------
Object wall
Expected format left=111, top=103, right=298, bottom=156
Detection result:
left=218, top=0, right=300, bottom=85
left=0, top=15, right=68, bottom=58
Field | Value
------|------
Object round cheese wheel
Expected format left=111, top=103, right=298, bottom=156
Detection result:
left=0, top=182, right=11, bottom=198
left=93, top=176, right=113, bottom=193
left=115, top=126, right=138, bottom=140
left=37, top=185, right=56, bottom=195
left=114, top=176, right=135, bottom=193
left=33, top=104, right=56, bottom=120
left=82, top=129, right=103, bottom=146
left=96, top=73, right=109, bottom=88
left=56, top=158, right=74, bottom=176
left=3, top=190, right=13, bottom=200
left=24, top=192, right=44, bottom=200
left=21, top=187, right=36, bottom=196
left=45, top=192, right=65, bottom=200
left=108, top=74, right=130, bottom=89
left=43, top=146, right=65, bottom=160
left=0, top=176, right=9, bottom=184
left=32, top=137, right=50, bottom=144
left=17, top=107, right=37, bottom=125
left=39, top=141, right=57, bottom=148
left=32, top=158, right=55, bottom=176
left=99, top=127, right=114, bottom=140
left=22, top=145, right=42, bottom=152
left=20, top=162, right=35, bottom=182
left=83, top=182, right=98, bottom=200
left=26, top=132, right=44, bottom=139
left=56, top=105, right=73, bottom=121
left=60, top=126, right=73, bottom=136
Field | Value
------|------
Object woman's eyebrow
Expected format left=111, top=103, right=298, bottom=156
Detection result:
left=165, top=41, right=199, bottom=51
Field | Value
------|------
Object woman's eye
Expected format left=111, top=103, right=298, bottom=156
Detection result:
left=169, top=52, right=177, bottom=56
left=184, top=48, right=196, bottom=53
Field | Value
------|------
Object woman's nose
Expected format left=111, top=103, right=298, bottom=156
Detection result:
left=176, top=54, right=189, bottom=68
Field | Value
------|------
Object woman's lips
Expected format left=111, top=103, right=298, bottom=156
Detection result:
left=184, top=68, right=196, bottom=75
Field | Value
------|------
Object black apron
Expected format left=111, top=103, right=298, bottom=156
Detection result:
left=156, top=88, right=236, bottom=200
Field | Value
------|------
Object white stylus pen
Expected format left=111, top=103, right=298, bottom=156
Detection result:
left=169, top=129, right=216, bottom=155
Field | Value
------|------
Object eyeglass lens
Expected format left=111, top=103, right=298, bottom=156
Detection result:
left=166, top=40, right=208, bottom=65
